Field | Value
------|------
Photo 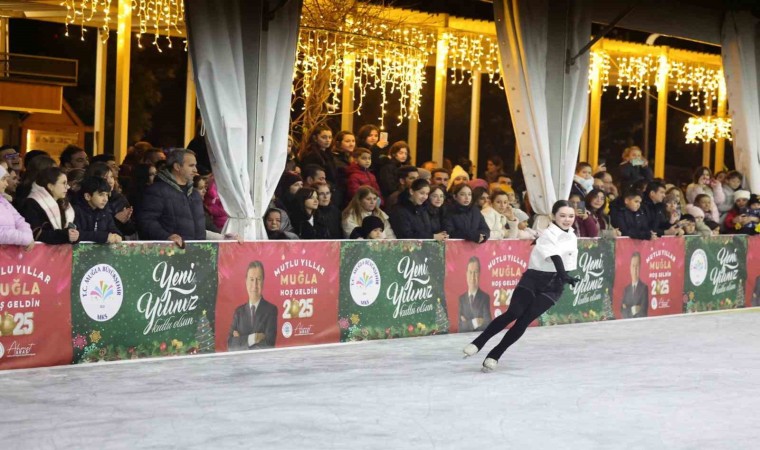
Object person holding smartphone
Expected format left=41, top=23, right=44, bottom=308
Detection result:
left=568, top=192, right=598, bottom=237
left=618, top=146, right=653, bottom=190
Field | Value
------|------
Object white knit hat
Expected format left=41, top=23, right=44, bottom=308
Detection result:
left=0, top=163, right=8, bottom=179
left=734, top=190, right=751, bottom=201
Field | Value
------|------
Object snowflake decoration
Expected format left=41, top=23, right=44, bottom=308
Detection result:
left=338, top=317, right=350, bottom=329
left=72, top=334, right=87, bottom=349
left=89, top=330, right=102, bottom=344
left=350, top=314, right=360, bottom=325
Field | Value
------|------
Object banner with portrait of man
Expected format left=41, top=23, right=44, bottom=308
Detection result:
left=215, top=241, right=340, bottom=351
left=612, top=237, right=685, bottom=319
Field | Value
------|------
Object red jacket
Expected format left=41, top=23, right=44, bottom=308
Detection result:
left=344, top=163, right=383, bottom=204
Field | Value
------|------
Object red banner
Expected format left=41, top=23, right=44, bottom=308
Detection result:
left=215, top=241, right=341, bottom=351
left=746, top=236, right=760, bottom=308
left=444, top=240, right=533, bottom=333
left=612, top=237, right=686, bottom=319
left=0, top=244, right=73, bottom=369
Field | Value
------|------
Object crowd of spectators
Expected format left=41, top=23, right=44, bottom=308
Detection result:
left=1, top=135, right=758, bottom=248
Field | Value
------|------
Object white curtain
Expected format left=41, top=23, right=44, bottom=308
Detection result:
left=493, top=0, right=590, bottom=228
left=721, top=11, right=760, bottom=193
left=185, top=0, right=302, bottom=240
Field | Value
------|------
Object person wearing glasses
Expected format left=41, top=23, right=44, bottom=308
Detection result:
left=0, top=145, right=22, bottom=172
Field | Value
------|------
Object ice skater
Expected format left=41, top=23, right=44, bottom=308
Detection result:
left=463, top=200, right=580, bottom=372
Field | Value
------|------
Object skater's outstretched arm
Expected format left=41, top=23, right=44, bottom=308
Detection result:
left=550, top=255, right=580, bottom=287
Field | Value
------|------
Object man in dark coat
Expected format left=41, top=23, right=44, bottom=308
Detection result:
left=621, top=252, right=649, bottom=318
left=458, top=256, right=492, bottom=332
left=137, top=149, right=205, bottom=246
left=227, top=261, right=278, bottom=350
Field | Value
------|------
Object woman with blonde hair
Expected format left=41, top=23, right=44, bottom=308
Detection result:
left=341, top=185, right=395, bottom=239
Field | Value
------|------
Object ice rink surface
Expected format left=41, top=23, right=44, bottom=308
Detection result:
left=2, top=309, right=759, bottom=449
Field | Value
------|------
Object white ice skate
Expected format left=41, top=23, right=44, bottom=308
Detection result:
left=481, top=358, right=498, bottom=373
left=462, top=343, right=478, bottom=358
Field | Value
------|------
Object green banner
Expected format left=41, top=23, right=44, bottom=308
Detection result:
left=539, top=238, right=616, bottom=325
left=684, top=236, right=747, bottom=312
left=339, top=240, right=447, bottom=341
left=71, top=243, right=218, bottom=362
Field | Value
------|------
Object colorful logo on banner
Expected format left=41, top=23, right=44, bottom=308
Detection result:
left=444, top=240, right=532, bottom=333
left=0, top=245, right=74, bottom=370
left=215, top=241, right=341, bottom=351
left=70, top=243, right=218, bottom=363
left=79, top=264, right=124, bottom=322
left=684, top=236, right=748, bottom=312
left=339, top=241, right=447, bottom=341
left=745, top=236, right=760, bottom=308
left=541, top=238, right=616, bottom=325
left=350, top=258, right=382, bottom=307
left=612, top=237, right=686, bottom=319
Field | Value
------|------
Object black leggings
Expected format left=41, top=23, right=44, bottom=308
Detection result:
left=471, top=286, right=555, bottom=361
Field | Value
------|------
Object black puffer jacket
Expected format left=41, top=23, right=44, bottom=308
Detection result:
left=389, top=191, right=434, bottom=239
left=611, top=207, right=652, bottom=240
left=72, top=195, right=122, bottom=243
left=318, top=204, right=343, bottom=239
left=443, top=202, right=490, bottom=243
left=427, top=205, right=446, bottom=234
left=137, top=170, right=206, bottom=241
left=290, top=209, right=330, bottom=240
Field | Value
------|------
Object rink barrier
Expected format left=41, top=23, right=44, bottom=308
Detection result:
left=1, top=235, right=757, bottom=370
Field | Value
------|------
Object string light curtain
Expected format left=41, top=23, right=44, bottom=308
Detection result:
left=61, top=0, right=183, bottom=49
left=295, top=20, right=432, bottom=128
left=589, top=45, right=730, bottom=143
left=445, top=32, right=503, bottom=87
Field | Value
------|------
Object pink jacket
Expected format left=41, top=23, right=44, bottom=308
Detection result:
left=0, top=196, right=33, bottom=245
left=203, top=177, right=228, bottom=230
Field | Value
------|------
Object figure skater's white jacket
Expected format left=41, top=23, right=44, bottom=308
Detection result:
left=527, top=223, right=578, bottom=272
